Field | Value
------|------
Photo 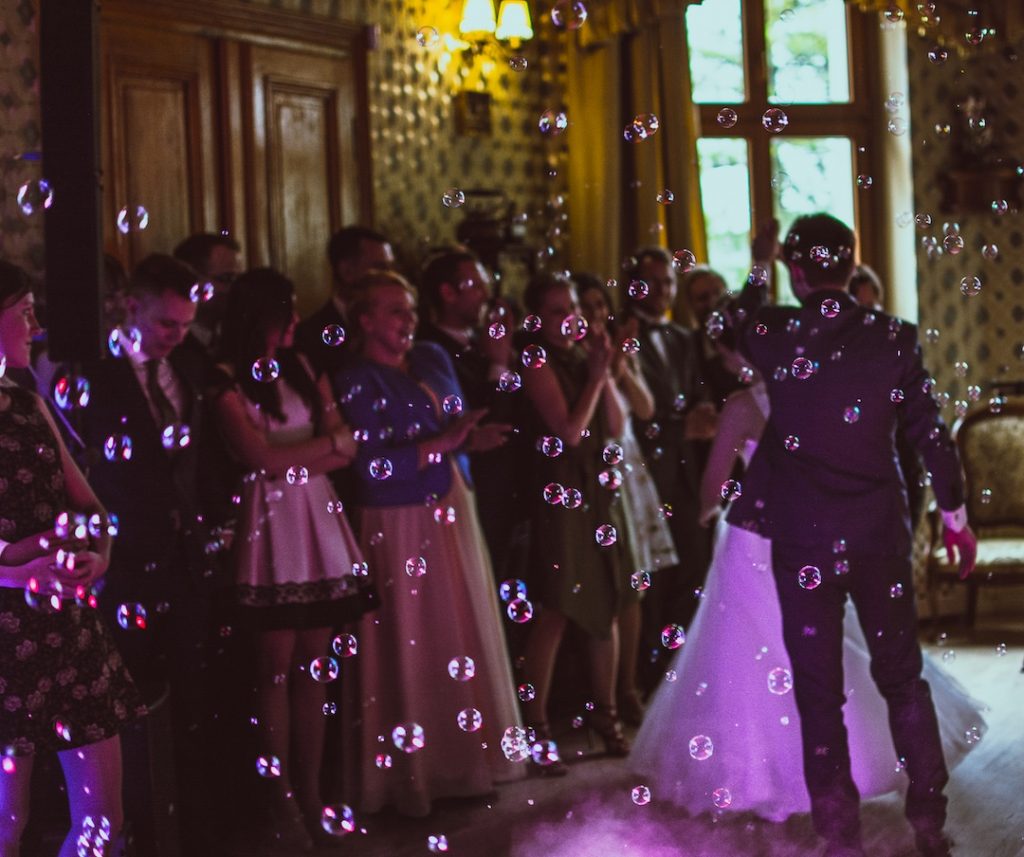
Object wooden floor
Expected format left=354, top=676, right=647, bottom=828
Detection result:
left=312, top=622, right=1024, bottom=857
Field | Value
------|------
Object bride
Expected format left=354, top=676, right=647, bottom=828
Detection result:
left=628, top=333, right=987, bottom=821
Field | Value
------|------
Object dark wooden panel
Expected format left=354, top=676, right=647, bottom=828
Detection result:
left=102, top=23, right=218, bottom=268
left=245, top=44, right=371, bottom=315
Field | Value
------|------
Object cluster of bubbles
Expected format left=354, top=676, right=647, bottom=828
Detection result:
left=623, top=113, right=660, bottom=142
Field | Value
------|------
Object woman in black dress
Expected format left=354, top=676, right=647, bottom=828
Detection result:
left=0, top=261, right=143, bottom=856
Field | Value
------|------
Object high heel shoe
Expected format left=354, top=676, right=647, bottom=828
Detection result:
left=617, top=689, right=646, bottom=728
left=529, top=722, right=569, bottom=777
left=588, top=706, right=631, bottom=757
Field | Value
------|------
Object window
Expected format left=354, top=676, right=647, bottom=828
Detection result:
left=686, top=0, right=879, bottom=303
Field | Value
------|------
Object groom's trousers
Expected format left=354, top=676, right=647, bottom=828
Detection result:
left=771, top=542, right=949, bottom=847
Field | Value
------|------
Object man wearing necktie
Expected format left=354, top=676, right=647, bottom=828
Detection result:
left=622, top=247, right=718, bottom=692
left=75, top=253, right=220, bottom=854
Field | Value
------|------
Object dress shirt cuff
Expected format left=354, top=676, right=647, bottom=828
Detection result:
left=940, top=504, right=967, bottom=533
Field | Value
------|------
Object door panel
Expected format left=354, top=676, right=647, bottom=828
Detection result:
left=246, top=44, right=369, bottom=315
left=102, top=23, right=218, bottom=268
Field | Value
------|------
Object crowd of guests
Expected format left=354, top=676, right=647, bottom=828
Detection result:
left=0, top=224, right=916, bottom=855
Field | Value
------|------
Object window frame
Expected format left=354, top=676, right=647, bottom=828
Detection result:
left=691, top=0, right=882, bottom=294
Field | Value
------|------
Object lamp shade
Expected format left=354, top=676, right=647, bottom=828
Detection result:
left=459, top=0, right=497, bottom=35
left=496, top=0, right=534, bottom=41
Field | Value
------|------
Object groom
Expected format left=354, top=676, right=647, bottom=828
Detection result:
left=729, top=215, right=977, bottom=857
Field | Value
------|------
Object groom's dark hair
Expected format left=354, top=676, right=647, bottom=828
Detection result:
left=782, top=213, right=856, bottom=289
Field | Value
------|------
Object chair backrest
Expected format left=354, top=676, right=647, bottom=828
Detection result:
left=953, top=398, right=1024, bottom=532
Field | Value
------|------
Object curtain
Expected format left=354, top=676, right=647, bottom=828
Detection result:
left=566, top=0, right=707, bottom=279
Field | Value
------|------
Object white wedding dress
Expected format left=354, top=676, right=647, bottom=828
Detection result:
left=629, top=388, right=987, bottom=821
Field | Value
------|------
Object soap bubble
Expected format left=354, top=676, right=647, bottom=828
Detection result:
left=54, top=374, right=91, bottom=411
left=447, top=656, right=476, bottom=681
left=716, top=108, right=738, bottom=128
left=631, top=785, right=652, bottom=805
left=405, top=556, right=427, bottom=577
left=595, top=524, right=617, bottom=546
left=309, top=656, right=339, bottom=682
left=506, top=597, right=534, bottom=623
left=712, top=787, right=732, bottom=809
left=116, top=602, right=148, bottom=630
left=689, top=735, right=714, bottom=760
left=672, top=249, right=697, bottom=271
left=518, top=683, right=536, bottom=702
left=720, top=479, right=742, bottom=501
left=251, top=357, right=280, bottom=382
left=442, top=394, right=463, bottom=415
left=551, top=0, right=588, bottom=30
left=798, top=565, right=822, bottom=590
left=392, top=722, right=426, bottom=753
left=498, top=370, right=522, bottom=392
left=538, top=109, right=568, bottom=136
left=428, top=834, right=450, bottom=853
left=602, top=442, right=624, bottom=465
left=630, top=571, right=652, bottom=591
left=539, top=435, right=564, bottom=457
left=103, top=434, right=133, bottom=462
left=369, top=458, right=393, bottom=480
left=116, top=205, right=150, bottom=235
left=442, top=188, right=466, bottom=208
left=661, top=623, right=685, bottom=650
left=457, top=708, right=483, bottom=732
left=761, top=108, right=789, bottom=133
left=501, top=726, right=531, bottom=762
left=320, top=804, right=356, bottom=836
left=767, top=667, right=793, bottom=695
left=521, top=344, right=547, bottom=369
left=286, top=465, right=309, bottom=486
left=415, top=26, right=439, bottom=47
left=960, top=276, right=981, bottom=297
left=332, top=633, right=358, bottom=657
left=256, top=755, right=281, bottom=777
left=16, top=178, right=54, bottom=216
left=321, top=324, right=346, bottom=346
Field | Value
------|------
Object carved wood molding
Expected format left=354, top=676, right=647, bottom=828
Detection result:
left=99, top=0, right=368, bottom=56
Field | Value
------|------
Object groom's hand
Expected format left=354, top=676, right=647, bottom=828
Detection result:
left=943, top=524, right=977, bottom=580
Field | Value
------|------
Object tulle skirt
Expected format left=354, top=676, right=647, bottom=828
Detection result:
left=629, top=521, right=987, bottom=821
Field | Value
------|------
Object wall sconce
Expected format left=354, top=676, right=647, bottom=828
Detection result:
left=457, top=0, right=534, bottom=54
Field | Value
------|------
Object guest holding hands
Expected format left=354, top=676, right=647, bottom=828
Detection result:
left=336, top=270, right=524, bottom=817
left=0, top=261, right=144, bottom=857
left=211, top=268, right=373, bottom=849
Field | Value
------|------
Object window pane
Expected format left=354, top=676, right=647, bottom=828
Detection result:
left=770, top=136, right=856, bottom=305
left=696, top=138, right=752, bottom=293
left=765, top=0, right=850, bottom=104
left=686, top=0, right=745, bottom=104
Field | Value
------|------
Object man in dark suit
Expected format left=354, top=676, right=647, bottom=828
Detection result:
left=678, top=265, right=745, bottom=408
left=77, top=254, right=220, bottom=854
left=729, top=215, right=977, bottom=857
left=622, top=247, right=717, bottom=685
left=294, top=225, right=395, bottom=380
left=416, top=248, right=525, bottom=577
left=172, top=231, right=242, bottom=358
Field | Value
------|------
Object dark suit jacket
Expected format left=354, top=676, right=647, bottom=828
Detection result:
left=76, top=350, right=212, bottom=605
left=294, top=299, right=350, bottom=381
left=624, top=313, right=704, bottom=502
left=728, top=288, right=964, bottom=557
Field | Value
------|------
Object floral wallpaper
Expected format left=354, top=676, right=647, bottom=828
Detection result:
left=908, top=33, right=1024, bottom=404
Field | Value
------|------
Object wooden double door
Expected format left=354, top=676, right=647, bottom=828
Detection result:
left=100, top=0, right=371, bottom=315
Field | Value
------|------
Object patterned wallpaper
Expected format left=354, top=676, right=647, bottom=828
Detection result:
left=0, top=0, right=43, bottom=276
left=1, top=0, right=566, bottom=285
left=908, top=34, right=1024, bottom=404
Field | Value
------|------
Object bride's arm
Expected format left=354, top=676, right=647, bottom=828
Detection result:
left=698, top=390, right=767, bottom=526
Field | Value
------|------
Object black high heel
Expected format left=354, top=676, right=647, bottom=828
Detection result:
left=588, top=706, right=630, bottom=757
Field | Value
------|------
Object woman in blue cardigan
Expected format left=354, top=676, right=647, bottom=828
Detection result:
left=336, top=271, right=525, bottom=817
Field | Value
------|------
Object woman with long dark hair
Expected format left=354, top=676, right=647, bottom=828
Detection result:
left=211, top=267, right=371, bottom=848
left=0, top=261, right=144, bottom=856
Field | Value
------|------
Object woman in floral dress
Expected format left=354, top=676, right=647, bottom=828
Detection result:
left=0, top=261, right=144, bottom=857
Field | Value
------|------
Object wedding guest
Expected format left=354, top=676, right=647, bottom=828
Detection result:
left=211, top=267, right=372, bottom=848
left=172, top=232, right=243, bottom=358
left=337, top=270, right=524, bottom=816
left=574, top=275, right=678, bottom=726
left=848, top=264, right=884, bottom=311
left=294, top=226, right=395, bottom=380
left=417, top=248, right=527, bottom=579
left=75, top=253, right=218, bottom=852
left=0, top=260, right=144, bottom=857
left=677, top=265, right=745, bottom=407
left=518, top=273, right=634, bottom=760
left=622, top=248, right=716, bottom=690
